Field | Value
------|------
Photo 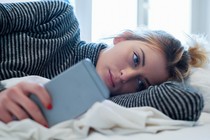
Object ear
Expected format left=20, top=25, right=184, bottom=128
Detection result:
left=113, top=37, right=126, bottom=45
left=113, top=30, right=133, bottom=45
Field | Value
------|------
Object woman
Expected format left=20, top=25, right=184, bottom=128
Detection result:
left=0, top=0, right=208, bottom=127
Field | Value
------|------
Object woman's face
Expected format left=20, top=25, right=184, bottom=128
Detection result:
left=96, top=40, right=169, bottom=95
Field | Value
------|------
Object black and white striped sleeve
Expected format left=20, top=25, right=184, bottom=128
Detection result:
left=109, top=81, right=204, bottom=121
left=0, top=0, right=76, bottom=35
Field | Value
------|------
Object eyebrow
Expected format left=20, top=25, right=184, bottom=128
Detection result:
left=140, top=48, right=145, bottom=66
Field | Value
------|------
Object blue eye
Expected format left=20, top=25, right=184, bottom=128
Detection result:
left=133, top=52, right=139, bottom=67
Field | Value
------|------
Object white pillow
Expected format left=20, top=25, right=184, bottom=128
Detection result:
left=186, top=67, right=210, bottom=113
left=2, top=76, right=50, bottom=88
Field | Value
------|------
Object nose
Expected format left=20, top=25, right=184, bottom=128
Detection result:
left=120, top=68, right=139, bottom=83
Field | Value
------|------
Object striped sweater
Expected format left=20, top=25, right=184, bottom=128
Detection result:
left=0, top=0, right=204, bottom=121
left=110, top=81, right=203, bottom=121
left=0, top=0, right=106, bottom=79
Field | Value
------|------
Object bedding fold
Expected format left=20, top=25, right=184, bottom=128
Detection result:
left=0, top=100, right=196, bottom=140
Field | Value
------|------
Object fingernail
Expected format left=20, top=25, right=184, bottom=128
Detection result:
left=47, top=104, right=53, bottom=110
left=44, top=124, right=49, bottom=128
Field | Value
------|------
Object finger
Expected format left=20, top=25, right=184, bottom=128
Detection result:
left=7, top=100, right=29, bottom=121
left=17, top=82, right=52, bottom=109
left=9, top=89, right=48, bottom=126
left=22, top=100, right=48, bottom=126
left=7, top=85, right=48, bottom=126
left=0, top=91, right=14, bottom=123
left=0, top=109, right=13, bottom=123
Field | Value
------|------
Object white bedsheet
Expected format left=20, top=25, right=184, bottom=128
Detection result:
left=1, top=76, right=210, bottom=140
left=87, top=113, right=210, bottom=140
left=0, top=100, right=204, bottom=140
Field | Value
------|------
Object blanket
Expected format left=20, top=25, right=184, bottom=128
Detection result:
left=0, top=100, right=196, bottom=140
left=0, top=76, right=196, bottom=140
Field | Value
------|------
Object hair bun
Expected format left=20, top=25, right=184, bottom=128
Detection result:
left=186, top=34, right=209, bottom=67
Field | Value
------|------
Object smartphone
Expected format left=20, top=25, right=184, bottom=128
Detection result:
left=30, top=59, right=110, bottom=127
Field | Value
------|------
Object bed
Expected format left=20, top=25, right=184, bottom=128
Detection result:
left=0, top=65, right=210, bottom=140
left=0, top=106, right=210, bottom=140
left=1, top=0, right=210, bottom=140
left=0, top=99, right=209, bottom=140
left=0, top=98, right=210, bottom=140
left=87, top=112, right=210, bottom=140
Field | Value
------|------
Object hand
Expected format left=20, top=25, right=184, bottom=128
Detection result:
left=0, top=81, right=52, bottom=127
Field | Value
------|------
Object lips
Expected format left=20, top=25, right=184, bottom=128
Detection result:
left=108, top=69, right=115, bottom=88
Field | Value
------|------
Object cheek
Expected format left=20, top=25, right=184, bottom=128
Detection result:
left=118, top=80, right=138, bottom=94
left=113, top=52, right=131, bottom=68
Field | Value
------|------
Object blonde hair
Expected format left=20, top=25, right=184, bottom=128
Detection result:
left=116, top=29, right=208, bottom=81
